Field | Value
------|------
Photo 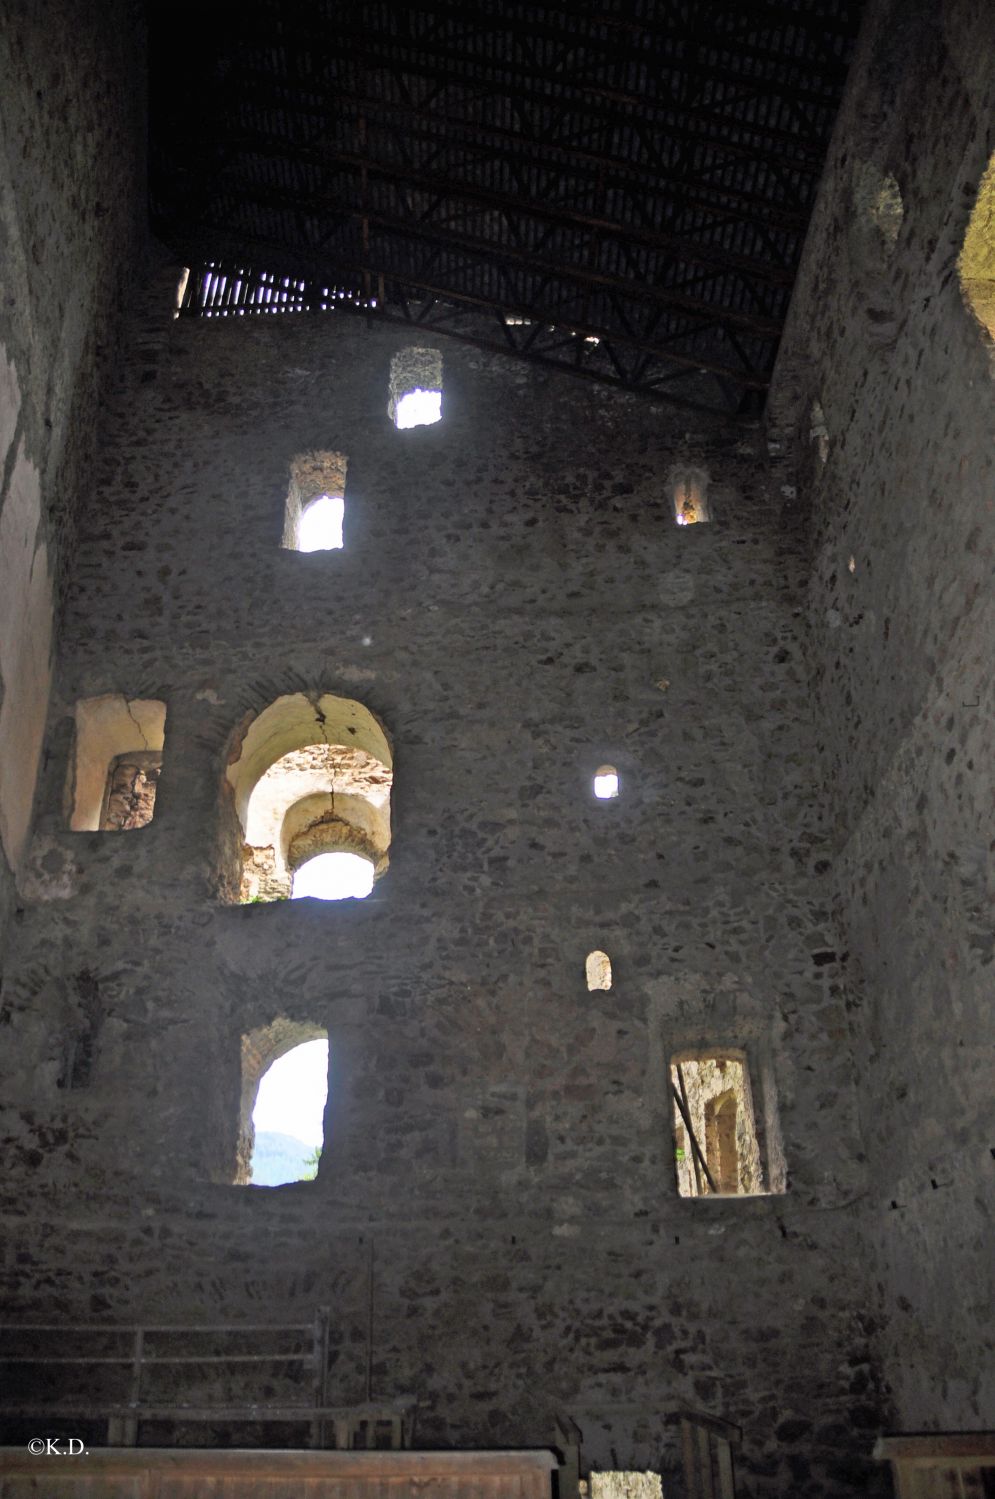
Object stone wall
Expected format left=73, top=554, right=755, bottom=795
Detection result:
left=770, top=0, right=995, bottom=1435
left=0, top=0, right=146, bottom=958
left=0, top=286, right=891, bottom=1495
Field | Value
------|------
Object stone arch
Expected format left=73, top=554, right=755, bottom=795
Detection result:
left=704, top=1089, right=739, bottom=1194
left=223, top=692, right=392, bottom=903
left=236, top=1018, right=327, bottom=1185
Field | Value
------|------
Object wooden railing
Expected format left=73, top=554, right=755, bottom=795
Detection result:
left=680, top=1411, right=740, bottom=1499
left=0, top=1311, right=414, bottom=1449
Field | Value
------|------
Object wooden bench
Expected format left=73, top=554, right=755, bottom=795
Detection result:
left=874, top=1434, right=995, bottom=1497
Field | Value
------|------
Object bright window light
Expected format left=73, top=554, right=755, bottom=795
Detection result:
left=594, top=766, right=619, bottom=799
left=395, top=387, right=442, bottom=429
left=251, top=1038, right=328, bottom=1186
left=291, top=850, right=374, bottom=900
left=298, top=494, right=344, bottom=551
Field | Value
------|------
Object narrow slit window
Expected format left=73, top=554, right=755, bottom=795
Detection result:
left=388, top=347, right=443, bottom=429
left=284, top=451, right=347, bottom=552
left=670, top=1051, right=774, bottom=1198
left=68, top=695, right=166, bottom=831
left=593, top=765, right=619, bottom=799
left=237, top=1024, right=328, bottom=1186
left=669, top=465, right=711, bottom=526
left=585, top=950, right=612, bottom=990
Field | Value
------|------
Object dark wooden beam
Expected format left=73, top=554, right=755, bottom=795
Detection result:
left=174, top=228, right=772, bottom=390
left=209, top=186, right=786, bottom=344
left=202, top=160, right=793, bottom=336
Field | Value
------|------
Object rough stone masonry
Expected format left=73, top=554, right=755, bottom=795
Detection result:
left=0, top=0, right=993, bottom=1495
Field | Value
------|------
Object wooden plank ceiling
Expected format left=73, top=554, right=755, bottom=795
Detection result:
left=150, top=0, right=863, bottom=414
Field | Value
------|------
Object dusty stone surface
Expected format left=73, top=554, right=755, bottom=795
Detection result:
left=771, top=0, right=995, bottom=1437
left=0, top=284, right=890, bottom=1495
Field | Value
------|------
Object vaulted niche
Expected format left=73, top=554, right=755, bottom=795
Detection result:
left=225, top=693, right=392, bottom=904
left=670, top=1050, right=782, bottom=1198
left=958, top=151, right=995, bottom=343
left=68, top=695, right=166, bottom=831
left=283, top=451, right=347, bottom=552
left=237, top=1020, right=328, bottom=1186
left=388, top=347, right=443, bottom=429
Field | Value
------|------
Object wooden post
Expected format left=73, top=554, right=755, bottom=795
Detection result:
left=715, top=1436, right=735, bottom=1499
left=554, top=1414, right=583, bottom=1499
left=672, top=1072, right=718, bottom=1196
left=311, top=1306, right=331, bottom=1448
left=681, top=1419, right=699, bottom=1499
left=121, top=1326, right=144, bottom=1446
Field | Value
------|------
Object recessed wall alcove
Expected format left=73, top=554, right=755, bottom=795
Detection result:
left=67, top=694, right=166, bottom=831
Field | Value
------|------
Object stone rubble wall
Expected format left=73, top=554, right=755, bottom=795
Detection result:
left=0, top=290, right=889, bottom=1496
left=770, top=0, right=995, bottom=1436
left=0, top=0, right=146, bottom=957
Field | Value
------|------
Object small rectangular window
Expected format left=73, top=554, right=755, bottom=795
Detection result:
left=283, top=451, right=348, bottom=552
left=388, top=347, right=443, bottom=429
left=670, top=1050, right=781, bottom=1197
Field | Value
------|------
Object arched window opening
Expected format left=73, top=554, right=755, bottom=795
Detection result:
left=958, top=152, right=995, bottom=342
left=670, top=1051, right=770, bottom=1198
left=668, top=464, right=711, bottom=526
left=388, top=347, right=443, bottom=429
left=283, top=451, right=347, bottom=552
left=224, top=693, right=392, bottom=904
left=593, top=765, right=619, bottom=800
left=291, top=850, right=374, bottom=901
left=68, top=695, right=166, bottom=831
left=586, top=950, right=612, bottom=991
left=237, top=1021, right=327, bottom=1186
left=704, top=1090, right=739, bottom=1194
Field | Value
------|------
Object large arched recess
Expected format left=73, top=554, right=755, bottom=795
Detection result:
left=221, top=692, right=393, bottom=903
